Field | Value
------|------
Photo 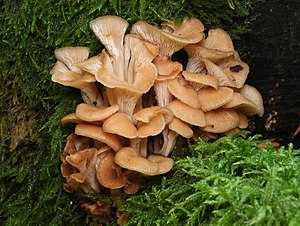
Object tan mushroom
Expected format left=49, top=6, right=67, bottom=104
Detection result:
left=198, top=86, right=234, bottom=112
left=137, top=114, right=165, bottom=138
left=168, top=117, right=193, bottom=138
left=54, top=46, right=90, bottom=74
left=115, top=147, right=160, bottom=175
left=239, top=84, right=264, bottom=117
left=202, top=108, right=240, bottom=133
left=147, top=155, right=174, bottom=174
left=202, top=28, right=235, bottom=52
left=102, top=112, right=138, bottom=139
left=75, top=124, right=123, bottom=151
left=168, top=76, right=200, bottom=109
left=75, top=103, right=119, bottom=122
left=168, top=99, right=206, bottom=127
left=131, top=17, right=204, bottom=58
left=96, top=150, right=126, bottom=189
left=182, top=71, right=219, bottom=90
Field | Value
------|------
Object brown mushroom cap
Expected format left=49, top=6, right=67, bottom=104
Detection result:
left=168, top=117, right=193, bottom=138
left=203, top=58, right=235, bottom=87
left=96, top=150, right=126, bottom=189
left=131, top=18, right=204, bottom=58
left=75, top=124, right=123, bottom=151
left=102, top=112, right=138, bottom=139
left=202, top=108, right=240, bottom=133
left=182, top=71, right=219, bottom=90
left=168, top=99, right=206, bottom=127
left=198, top=86, right=234, bottom=112
left=115, top=147, right=160, bottom=175
left=75, top=103, right=119, bottom=122
left=168, top=77, right=200, bottom=108
left=54, top=46, right=90, bottom=74
left=223, top=92, right=261, bottom=116
left=239, top=84, right=264, bottom=117
left=203, top=28, right=235, bottom=52
left=133, top=106, right=161, bottom=123
left=137, top=114, right=165, bottom=138
left=147, top=155, right=174, bottom=174
left=222, top=60, right=249, bottom=89
left=61, top=113, right=85, bottom=126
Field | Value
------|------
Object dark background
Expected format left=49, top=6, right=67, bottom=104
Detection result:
left=237, top=0, right=300, bottom=148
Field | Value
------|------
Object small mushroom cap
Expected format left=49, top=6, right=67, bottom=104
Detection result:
left=168, top=77, right=200, bottom=109
left=103, top=112, right=138, bottom=139
left=222, top=60, right=249, bottom=88
left=237, top=111, right=249, bottom=129
left=73, top=55, right=103, bottom=76
left=203, top=28, right=234, bottom=52
left=147, top=155, right=174, bottom=174
left=75, top=124, right=123, bottom=151
left=182, top=71, right=219, bottom=90
left=239, top=84, right=264, bottom=117
left=115, top=147, right=160, bottom=175
left=75, top=103, right=119, bottom=122
left=61, top=113, right=85, bottom=126
left=223, top=92, right=262, bottom=116
left=137, top=114, right=165, bottom=138
left=54, top=46, right=90, bottom=74
left=168, top=100, right=206, bottom=127
left=198, top=87, right=234, bottom=112
left=131, top=18, right=204, bottom=58
left=50, top=60, right=69, bottom=76
left=185, top=44, right=233, bottom=63
left=133, top=106, right=161, bottom=123
left=96, top=150, right=126, bottom=189
left=203, top=58, right=235, bottom=87
left=202, top=108, right=240, bottom=133
left=153, top=57, right=182, bottom=76
left=168, top=117, right=193, bottom=138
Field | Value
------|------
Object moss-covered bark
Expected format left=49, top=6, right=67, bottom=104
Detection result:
left=0, top=0, right=264, bottom=224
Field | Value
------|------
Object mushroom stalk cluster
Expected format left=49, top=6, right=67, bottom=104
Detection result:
left=51, top=15, right=264, bottom=220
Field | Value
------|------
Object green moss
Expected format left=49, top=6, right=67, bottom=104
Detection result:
left=122, top=134, right=300, bottom=225
left=0, top=0, right=264, bottom=225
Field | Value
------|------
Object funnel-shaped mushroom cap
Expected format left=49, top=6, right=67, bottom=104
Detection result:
left=182, top=71, right=219, bottom=90
left=168, top=100, right=206, bottom=126
left=103, top=112, right=137, bottom=139
left=73, top=54, right=103, bottom=76
left=147, top=155, right=174, bottom=174
left=75, top=103, right=119, bottom=122
left=198, top=87, right=234, bottom=112
left=115, top=147, right=160, bottom=175
left=75, top=124, right=123, bottom=151
left=202, top=108, right=239, bottom=133
left=90, top=15, right=129, bottom=60
left=239, top=84, right=264, bottom=117
left=137, top=114, right=165, bottom=138
left=203, top=58, right=235, bottom=87
left=168, top=117, right=193, bottom=138
left=131, top=18, right=204, bottom=58
left=223, top=92, right=262, bottom=116
left=153, top=58, right=182, bottom=77
left=96, top=150, right=126, bottom=189
left=50, top=60, right=69, bottom=76
left=54, top=47, right=90, bottom=74
left=168, top=77, right=200, bottom=108
left=203, top=28, right=234, bottom=52
left=222, top=60, right=250, bottom=88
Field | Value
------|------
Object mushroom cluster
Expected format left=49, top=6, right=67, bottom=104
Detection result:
left=51, top=15, right=264, bottom=219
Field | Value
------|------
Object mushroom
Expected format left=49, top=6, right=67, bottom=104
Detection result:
left=115, top=147, right=160, bottom=175
left=102, top=112, right=138, bottom=139
left=239, top=84, right=264, bottom=117
left=202, top=28, right=235, bottom=52
left=198, top=86, right=234, bottom=112
left=75, top=124, right=123, bottom=151
left=168, top=76, right=200, bottom=109
left=75, top=103, right=119, bottom=122
left=201, top=108, right=240, bottom=133
left=96, top=150, right=126, bottom=189
left=182, top=71, right=219, bottom=90
left=168, top=99, right=206, bottom=127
